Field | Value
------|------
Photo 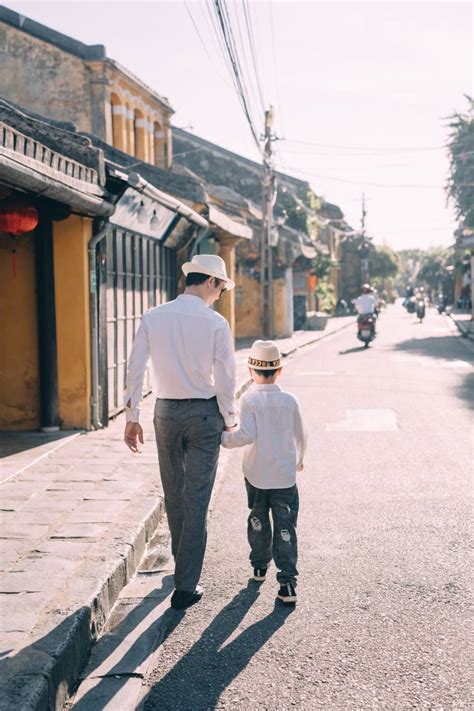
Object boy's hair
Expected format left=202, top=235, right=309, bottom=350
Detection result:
left=252, top=367, right=280, bottom=379
left=185, top=272, right=211, bottom=287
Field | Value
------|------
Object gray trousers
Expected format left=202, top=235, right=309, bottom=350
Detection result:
left=154, top=397, right=223, bottom=591
left=245, top=479, right=299, bottom=586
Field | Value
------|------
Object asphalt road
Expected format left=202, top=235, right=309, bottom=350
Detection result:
left=142, top=305, right=472, bottom=710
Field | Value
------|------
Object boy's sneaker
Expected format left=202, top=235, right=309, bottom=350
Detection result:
left=253, top=566, right=267, bottom=582
left=277, top=582, right=297, bottom=604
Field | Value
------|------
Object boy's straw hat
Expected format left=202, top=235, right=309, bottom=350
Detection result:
left=182, top=254, right=235, bottom=289
left=248, top=340, right=282, bottom=370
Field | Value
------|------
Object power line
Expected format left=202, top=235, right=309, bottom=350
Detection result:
left=283, top=138, right=446, bottom=153
left=241, top=0, right=266, bottom=113
left=278, top=163, right=450, bottom=189
left=211, top=0, right=262, bottom=151
left=183, top=1, right=232, bottom=88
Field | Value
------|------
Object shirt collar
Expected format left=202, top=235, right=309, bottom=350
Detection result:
left=177, top=294, right=207, bottom=306
left=254, top=383, right=281, bottom=391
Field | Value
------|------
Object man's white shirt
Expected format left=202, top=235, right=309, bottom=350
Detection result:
left=124, top=294, right=237, bottom=426
left=355, top=293, right=376, bottom=315
left=221, top=383, right=307, bottom=489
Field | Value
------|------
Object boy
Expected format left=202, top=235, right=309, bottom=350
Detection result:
left=221, top=340, right=307, bottom=604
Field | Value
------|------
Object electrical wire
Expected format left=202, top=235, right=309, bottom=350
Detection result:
left=211, top=0, right=262, bottom=151
left=241, top=0, right=266, bottom=112
left=283, top=138, right=446, bottom=153
left=183, top=1, right=233, bottom=88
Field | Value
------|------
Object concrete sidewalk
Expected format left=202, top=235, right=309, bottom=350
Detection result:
left=0, top=315, right=354, bottom=710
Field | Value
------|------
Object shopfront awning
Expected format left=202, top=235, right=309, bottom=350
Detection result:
left=208, top=205, right=252, bottom=240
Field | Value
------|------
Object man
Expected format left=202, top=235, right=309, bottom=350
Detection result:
left=355, top=283, right=376, bottom=316
left=123, top=254, right=237, bottom=610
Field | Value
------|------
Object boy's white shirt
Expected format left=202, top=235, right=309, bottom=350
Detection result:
left=221, top=383, right=307, bottom=490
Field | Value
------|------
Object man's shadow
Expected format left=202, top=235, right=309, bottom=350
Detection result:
left=141, top=580, right=295, bottom=710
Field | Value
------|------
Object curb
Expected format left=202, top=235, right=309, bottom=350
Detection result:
left=3, top=317, right=354, bottom=710
left=448, top=313, right=474, bottom=341
left=0, top=496, right=165, bottom=711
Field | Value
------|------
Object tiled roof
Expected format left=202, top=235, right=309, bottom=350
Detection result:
left=85, top=134, right=207, bottom=205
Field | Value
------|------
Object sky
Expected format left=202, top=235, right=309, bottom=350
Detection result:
left=5, top=0, right=473, bottom=251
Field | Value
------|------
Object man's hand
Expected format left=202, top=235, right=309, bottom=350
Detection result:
left=224, top=424, right=237, bottom=432
left=296, top=463, right=304, bottom=472
left=124, top=421, right=144, bottom=453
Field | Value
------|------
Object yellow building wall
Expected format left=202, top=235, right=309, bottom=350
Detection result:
left=53, top=216, right=92, bottom=429
left=0, top=232, right=40, bottom=429
left=235, top=272, right=290, bottom=339
left=0, top=23, right=93, bottom=132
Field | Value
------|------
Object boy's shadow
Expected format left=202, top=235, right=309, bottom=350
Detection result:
left=141, top=579, right=295, bottom=710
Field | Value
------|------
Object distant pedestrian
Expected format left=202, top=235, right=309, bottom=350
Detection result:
left=221, top=341, right=307, bottom=604
left=124, top=254, right=237, bottom=610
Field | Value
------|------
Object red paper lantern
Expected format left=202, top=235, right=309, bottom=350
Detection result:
left=0, top=197, right=39, bottom=235
left=0, top=197, right=39, bottom=277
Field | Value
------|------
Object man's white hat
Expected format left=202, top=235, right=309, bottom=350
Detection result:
left=248, top=340, right=282, bottom=370
left=182, top=254, right=235, bottom=290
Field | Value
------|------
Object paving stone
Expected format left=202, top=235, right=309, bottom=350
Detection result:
left=0, top=523, right=52, bottom=539
left=0, top=572, right=68, bottom=593
left=33, top=539, right=94, bottom=556
left=51, top=523, right=109, bottom=539
left=9, top=554, right=81, bottom=575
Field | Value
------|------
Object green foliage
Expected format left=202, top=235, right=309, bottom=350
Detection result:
left=417, top=248, right=455, bottom=290
left=447, top=96, right=474, bottom=228
left=369, top=245, right=400, bottom=282
left=316, top=281, right=336, bottom=312
left=311, top=252, right=332, bottom=279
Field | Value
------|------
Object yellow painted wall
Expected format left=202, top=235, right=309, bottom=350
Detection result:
left=53, top=216, right=92, bottom=429
left=0, top=232, right=40, bottom=429
left=235, top=272, right=290, bottom=339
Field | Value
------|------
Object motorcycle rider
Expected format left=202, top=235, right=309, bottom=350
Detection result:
left=355, top=283, right=376, bottom=317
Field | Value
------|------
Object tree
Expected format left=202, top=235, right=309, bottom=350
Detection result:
left=447, top=96, right=474, bottom=228
left=417, top=248, right=455, bottom=298
left=369, top=245, right=400, bottom=284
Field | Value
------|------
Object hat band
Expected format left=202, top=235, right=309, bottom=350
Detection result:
left=248, top=357, right=281, bottom=368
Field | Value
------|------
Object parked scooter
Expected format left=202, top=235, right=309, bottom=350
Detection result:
left=357, top=314, right=376, bottom=347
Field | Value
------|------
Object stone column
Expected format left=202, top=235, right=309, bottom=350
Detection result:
left=215, top=235, right=237, bottom=340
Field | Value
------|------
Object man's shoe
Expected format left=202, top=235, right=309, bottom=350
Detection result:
left=171, top=585, right=203, bottom=610
left=277, top=582, right=297, bottom=604
left=253, top=566, right=267, bottom=582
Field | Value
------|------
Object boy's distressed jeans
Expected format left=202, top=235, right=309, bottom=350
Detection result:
left=245, top=479, right=299, bottom=586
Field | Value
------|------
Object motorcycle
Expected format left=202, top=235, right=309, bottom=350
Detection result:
left=416, top=298, right=426, bottom=322
left=357, top=314, right=376, bottom=348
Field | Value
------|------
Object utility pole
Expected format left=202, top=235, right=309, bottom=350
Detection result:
left=360, top=192, right=370, bottom=285
left=260, top=106, right=275, bottom=338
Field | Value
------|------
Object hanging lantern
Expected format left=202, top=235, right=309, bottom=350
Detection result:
left=0, top=196, right=39, bottom=277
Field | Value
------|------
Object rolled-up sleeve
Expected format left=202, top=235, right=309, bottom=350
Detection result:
left=123, top=315, right=150, bottom=422
left=214, top=321, right=237, bottom=428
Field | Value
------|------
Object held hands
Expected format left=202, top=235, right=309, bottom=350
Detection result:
left=124, top=421, right=144, bottom=453
left=296, top=463, right=304, bottom=472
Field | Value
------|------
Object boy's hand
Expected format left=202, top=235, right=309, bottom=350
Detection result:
left=296, top=463, right=304, bottom=472
left=124, top=422, right=144, bottom=453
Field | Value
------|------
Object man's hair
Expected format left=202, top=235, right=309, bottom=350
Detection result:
left=252, top=368, right=280, bottom=379
left=185, top=272, right=212, bottom=287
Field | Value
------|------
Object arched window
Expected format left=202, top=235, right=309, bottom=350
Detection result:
left=133, top=109, right=146, bottom=161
